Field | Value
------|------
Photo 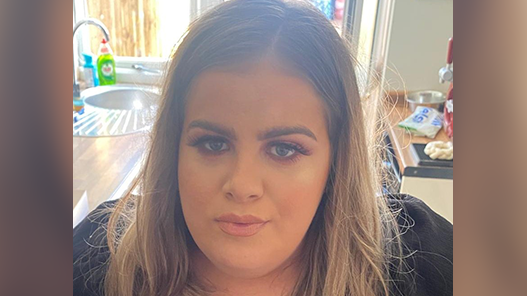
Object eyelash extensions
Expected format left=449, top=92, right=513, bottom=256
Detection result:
left=187, top=134, right=312, bottom=164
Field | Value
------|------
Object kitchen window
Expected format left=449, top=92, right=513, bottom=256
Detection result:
left=73, top=0, right=380, bottom=89
left=73, top=0, right=223, bottom=85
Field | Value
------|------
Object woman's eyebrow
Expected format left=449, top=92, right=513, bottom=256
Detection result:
left=187, top=120, right=237, bottom=140
left=258, top=126, right=318, bottom=142
left=187, top=121, right=317, bottom=142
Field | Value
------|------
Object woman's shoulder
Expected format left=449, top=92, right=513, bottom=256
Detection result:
left=385, top=193, right=453, bottom=296
left=385, top=194, right=453, bottom=251
left=73, top=200, right=118, bottom=296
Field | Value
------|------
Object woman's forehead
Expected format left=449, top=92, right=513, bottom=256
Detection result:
left=184, top=62, right=327, bottom=134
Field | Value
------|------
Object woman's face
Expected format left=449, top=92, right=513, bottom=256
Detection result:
left=178, top=61, right=331, bottom=279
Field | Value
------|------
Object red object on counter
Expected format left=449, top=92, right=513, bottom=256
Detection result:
left=441, top=37, right=453, bottom=139
left=446, top=38, right=453, bottom=64
left=444, top=83, right=453, bottom=138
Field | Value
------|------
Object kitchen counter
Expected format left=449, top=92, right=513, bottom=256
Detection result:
left=73, top=133, right=148, bottom=213
left=386, top=97, right=452, bottom=176
left=386, top=94, right=453, bottom=223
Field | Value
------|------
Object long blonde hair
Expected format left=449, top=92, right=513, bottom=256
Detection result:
left=105, top=1, right=402, bottom=295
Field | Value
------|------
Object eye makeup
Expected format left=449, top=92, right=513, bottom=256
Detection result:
left=187, top=134, right=231, bottom=155
left=186, top=133, right=312, bottom=164
left=265, top=141, right=312, bottom=164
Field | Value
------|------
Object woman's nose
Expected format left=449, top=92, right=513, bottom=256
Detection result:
left=222, top=154, right=264, bottom=203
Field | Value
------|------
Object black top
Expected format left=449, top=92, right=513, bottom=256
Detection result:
left=73, top=194, right=453, bottom=296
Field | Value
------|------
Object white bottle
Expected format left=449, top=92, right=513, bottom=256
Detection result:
left=82, top=53, right=97, bottom=88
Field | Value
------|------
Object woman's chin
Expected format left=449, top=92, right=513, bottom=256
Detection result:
left=193, top=247, right=280, bottom=279
left=211, top=252, right=277, bottom=279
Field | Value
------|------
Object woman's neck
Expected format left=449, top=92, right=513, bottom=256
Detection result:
left=190, top=248, right=301, bottom=296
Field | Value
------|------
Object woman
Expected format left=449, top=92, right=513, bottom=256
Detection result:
left=73, top=0, right=453, bottom=295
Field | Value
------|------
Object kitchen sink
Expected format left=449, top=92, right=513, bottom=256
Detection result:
left=73, top=85, right=160, bottom=137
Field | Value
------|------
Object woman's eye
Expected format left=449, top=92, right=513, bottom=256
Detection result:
left=204, top=140, right=228, bottom=152
left=188, top=135, right=230, bottom=154
left=270, top=144, right=296, bottom=158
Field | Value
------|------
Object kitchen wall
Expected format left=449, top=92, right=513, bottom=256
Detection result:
left=384, top=0, right=453, bottom=93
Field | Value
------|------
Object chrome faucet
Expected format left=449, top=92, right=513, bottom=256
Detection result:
left=73, top=18, right=110, bottom=98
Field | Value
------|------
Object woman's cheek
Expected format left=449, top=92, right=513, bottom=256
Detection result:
left=179, top=149, right=212, bottom=204
left=270, top=167, right=326, bottom=220
left=180, top=165, right=215, bottom=204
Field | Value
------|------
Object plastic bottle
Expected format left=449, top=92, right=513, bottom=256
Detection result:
left=97, top=39, right=117, bottom=85
left=312, top=0, right=334, bottom=20
left=82, top=53, right=99, bottom=88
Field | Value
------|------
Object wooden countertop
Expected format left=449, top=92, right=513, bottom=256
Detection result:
left=385, top=97, right=452, bottom=176
left=73, top=133, right=148, bottom=212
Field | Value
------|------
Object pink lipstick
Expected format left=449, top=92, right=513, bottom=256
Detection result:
left=215, top=213, right=268, bottom=237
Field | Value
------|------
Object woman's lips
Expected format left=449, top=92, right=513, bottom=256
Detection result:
left=216, top=221, right=268, bottom=237
left=215, top=214, right=268, bottom=237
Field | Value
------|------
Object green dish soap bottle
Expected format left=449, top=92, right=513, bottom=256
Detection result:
left=97, top=38, right=116, bottom=85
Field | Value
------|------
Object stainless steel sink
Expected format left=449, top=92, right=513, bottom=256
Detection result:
left=82, top=86, right=158, bottom=110
left=73, top=85, right=160, bottom=137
